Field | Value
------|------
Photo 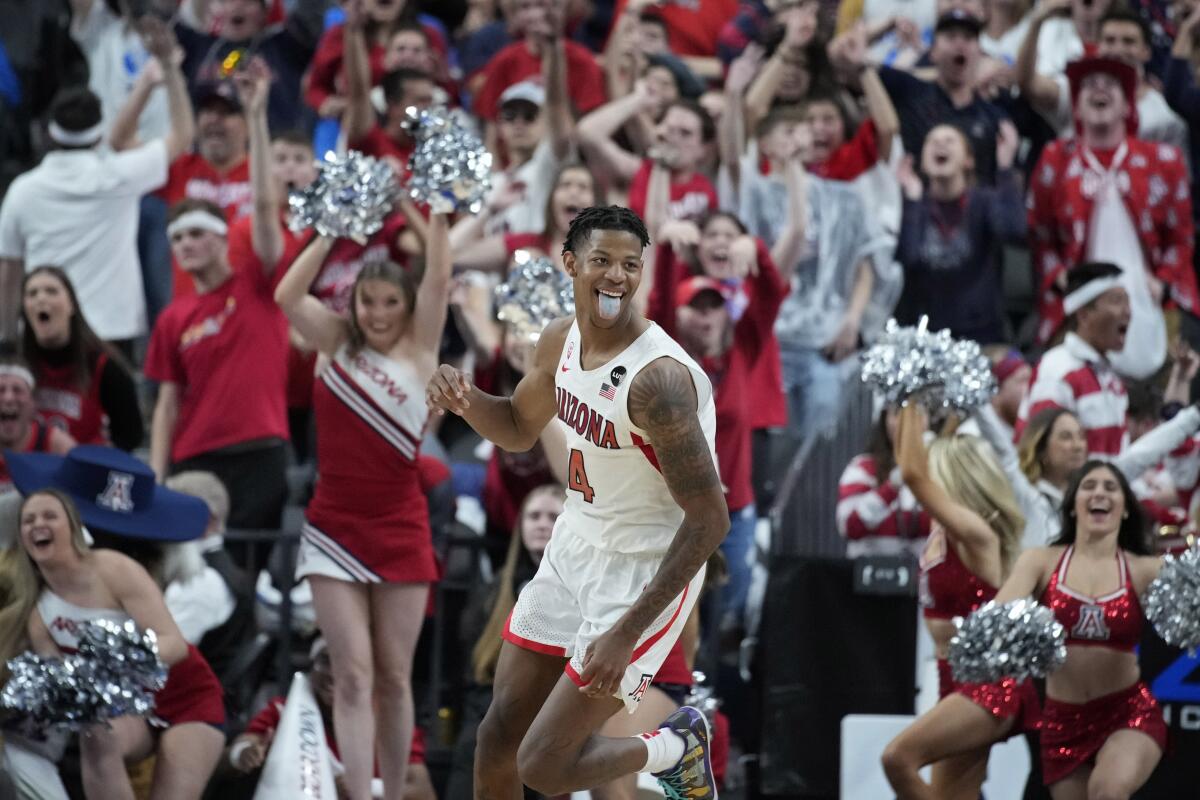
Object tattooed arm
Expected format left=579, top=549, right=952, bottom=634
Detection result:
left=577, top=356, right=730, bottom=696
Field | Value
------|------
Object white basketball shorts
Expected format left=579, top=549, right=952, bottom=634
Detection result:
left=503, top=524, right=704, bottom=713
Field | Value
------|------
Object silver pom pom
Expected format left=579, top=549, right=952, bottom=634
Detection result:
left=860, top=316, right=997, bottom=413
left=949, top=599, right=1067, bottom=683
left=405, top=105, right=493, bottom=214
left=495, top=256, right=575, bottom=342
left=1144, top=546, right=1200, bottom=653
left=288, top=151, right=400, bottom=242
left=2, top=620, right=167, bottom=730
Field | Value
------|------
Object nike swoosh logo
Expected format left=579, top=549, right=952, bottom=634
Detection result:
left=561, top=364, right=570, bottom=372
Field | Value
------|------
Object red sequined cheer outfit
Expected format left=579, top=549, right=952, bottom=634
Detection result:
left=1038, top=546, right=1168, bottom=785
left=920, top=529, right=1040, bottom=732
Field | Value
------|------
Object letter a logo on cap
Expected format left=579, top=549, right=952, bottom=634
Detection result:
left=96, top=471, right=135, bottom=513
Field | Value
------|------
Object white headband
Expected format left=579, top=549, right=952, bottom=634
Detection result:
left=48, top=120, right=105, bottom=147
left=0, top=365, right=35, bottom=388
left=1063, top=276, right=1124, bottom=315
left=167, top=210, right=229, bottom=238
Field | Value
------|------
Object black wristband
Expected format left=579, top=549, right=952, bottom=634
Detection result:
left=1162, top=401, right=1184, bottom=420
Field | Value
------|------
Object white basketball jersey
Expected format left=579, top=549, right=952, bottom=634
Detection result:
left=553, top=320, right=717, bottom=554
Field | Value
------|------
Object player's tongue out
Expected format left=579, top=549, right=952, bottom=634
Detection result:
left=597, top=289, right=622, bottom=320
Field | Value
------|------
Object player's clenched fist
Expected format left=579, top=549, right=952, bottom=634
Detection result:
left=426, top=364, right=474, bottom=416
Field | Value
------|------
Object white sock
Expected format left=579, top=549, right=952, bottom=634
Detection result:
left=636, top=728, right=686, bottom=774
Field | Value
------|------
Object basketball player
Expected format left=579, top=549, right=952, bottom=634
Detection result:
left=426, top=206, right=728, bottom=798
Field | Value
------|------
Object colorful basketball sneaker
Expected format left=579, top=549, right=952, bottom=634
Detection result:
left=652, top=706, right=718, bottom=800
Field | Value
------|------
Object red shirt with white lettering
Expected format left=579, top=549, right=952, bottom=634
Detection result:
left=473, top=39, right=605, bottom=121
left=145, top=217, right=291, bottom=463
left=159, top=153, right=252, bottom=298
left=627, top=160, right=717, bottom=223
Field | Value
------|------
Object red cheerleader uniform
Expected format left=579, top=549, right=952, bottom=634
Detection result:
left=297, top=344, right=437, bottom=584
left=919, top=527, right=998, bottom=698
left=36, top=590, right=225, bottom=728
left=1038, top=546, right=1168, bottom=785
left=919, top=528, right=1040, bottom=732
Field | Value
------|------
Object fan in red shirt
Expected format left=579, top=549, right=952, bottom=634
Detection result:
left=472, top=0, right=606, bottom=122
left=110, top=76, right=253, bottom=301
left=340, top=4, right=438, bottom=175
left=1027, top=56, right=1196, bottom=379
left=146, top=62, right=308, bottom=567
left=608, top=0, right=741, bottom=59
left=645, top=217, right=787, bottom=631
left=580, top=89, right=717, bottom=224
left=303, top=0, right=448, bottom=119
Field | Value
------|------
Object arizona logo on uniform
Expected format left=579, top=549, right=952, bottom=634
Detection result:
left=96, top=471, right=135, bottom=513
left=1072, top=604, right=1110, bottom=640
left=629, top=673, right=654, bottom=704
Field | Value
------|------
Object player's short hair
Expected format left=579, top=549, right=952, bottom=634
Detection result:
left=561, top=206, right=651, bottom=257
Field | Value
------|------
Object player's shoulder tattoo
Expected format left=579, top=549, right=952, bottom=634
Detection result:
left=627, top=358, right=718, bottom=497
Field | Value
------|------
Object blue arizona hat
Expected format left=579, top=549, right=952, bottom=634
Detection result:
left=6, top=446, right=208, bottom=542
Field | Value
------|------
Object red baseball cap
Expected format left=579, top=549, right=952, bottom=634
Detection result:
left=675, top=276, right=731, bottom=308
left=1066, top=56, right=1139, bottom=135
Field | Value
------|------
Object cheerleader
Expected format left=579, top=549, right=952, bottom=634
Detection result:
left=987, top=462, right=1167, bottom=798
left=0, top=486, right=223, bottom=800
left=273, top=212, right=451, bottom=800
left=882, top=404, right=1035, bottom=799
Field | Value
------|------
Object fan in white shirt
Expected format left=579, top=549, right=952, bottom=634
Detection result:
left=0, top=18, right=194, bottom=344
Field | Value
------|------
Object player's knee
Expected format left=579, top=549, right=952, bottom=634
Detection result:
left=475, top=707, right=519, bottom=762
left=515, top=738, right=568, bottom=795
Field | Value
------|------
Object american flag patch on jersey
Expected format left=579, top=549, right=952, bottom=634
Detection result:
left=599, top=382, right=616, bottom=400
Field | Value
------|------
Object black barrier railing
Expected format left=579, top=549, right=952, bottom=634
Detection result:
left=222, top=527, right=302, bottom=687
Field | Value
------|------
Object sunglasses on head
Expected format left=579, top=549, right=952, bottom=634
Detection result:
left=500, top=106, right=540, bottom=123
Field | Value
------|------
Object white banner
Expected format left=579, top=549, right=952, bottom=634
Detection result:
left=253, top=673, right=337, bottom=800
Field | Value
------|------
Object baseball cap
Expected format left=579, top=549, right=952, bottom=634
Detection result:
left=991, top=350, right=1028, bottom=385
left=934, top=9, right=983, bottom=36
left=499, top=81, right=546, bottom=108
left=1065, top=56, right=1138, bottom=134
left=675, top=276, right=732, bottom=309
left=194, top=80, right=243, bottom=113
left=646, top=52, right=707, bottom=100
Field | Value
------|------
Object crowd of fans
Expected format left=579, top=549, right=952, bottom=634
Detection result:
left=0, top=0, right=1197, bottom=797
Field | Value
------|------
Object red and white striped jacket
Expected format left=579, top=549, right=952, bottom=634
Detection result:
left=836, top=454, right=931, bottom=558
left=1015, top=333, right=1128, bottom=458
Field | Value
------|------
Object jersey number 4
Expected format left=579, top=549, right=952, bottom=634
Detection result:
left=568, top=449, right=596, bottom=503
